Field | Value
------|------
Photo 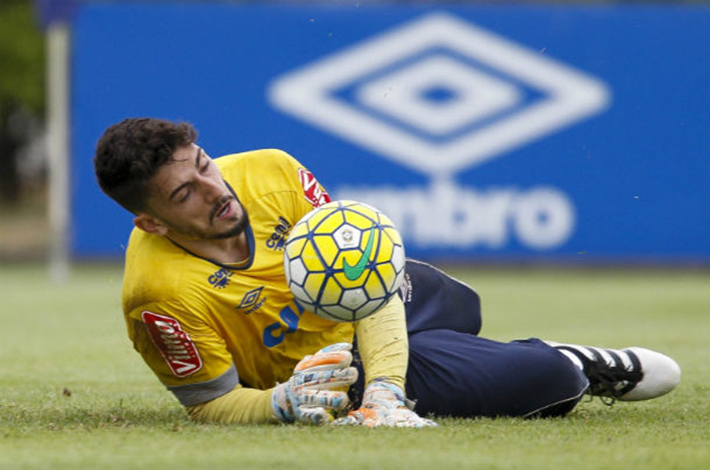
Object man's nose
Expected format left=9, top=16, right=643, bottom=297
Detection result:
left=201, top=176, right=224, bottom=201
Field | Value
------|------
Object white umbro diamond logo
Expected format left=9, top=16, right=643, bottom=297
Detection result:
left=268, top=12, right=611, bottom=178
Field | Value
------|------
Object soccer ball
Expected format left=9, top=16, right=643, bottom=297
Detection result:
left=284, top=200, right=406, bottom=322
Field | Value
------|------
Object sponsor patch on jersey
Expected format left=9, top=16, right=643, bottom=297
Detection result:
left=266, top=216, right=292, bottom=251
left=141, top=311, right=203, bottom=377
left=298, top=168, right=331, bottom=208
left=208, top=268, right=232, bottom=289
left=398, top=272, right=413, bottom=304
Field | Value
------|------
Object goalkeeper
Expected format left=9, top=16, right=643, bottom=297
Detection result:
left=93, top=118, right=681, bottom=427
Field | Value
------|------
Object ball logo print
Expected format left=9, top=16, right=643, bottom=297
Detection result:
left=283, top=200, right=406, bottom=322
left=343, top=226, right=375, bottom=281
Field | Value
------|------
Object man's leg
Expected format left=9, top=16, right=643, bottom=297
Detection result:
left=405, top=330, right=589, bottom=418
left=401, top=259, right=482, bottom=335
left=404, top=330, right=682, bottom=419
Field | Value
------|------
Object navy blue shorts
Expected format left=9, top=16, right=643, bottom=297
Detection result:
left=352, top=259, right=588, bottom=418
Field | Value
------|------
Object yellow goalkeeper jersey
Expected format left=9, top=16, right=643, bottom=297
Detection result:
left=122, top=149, right=355, bottom=406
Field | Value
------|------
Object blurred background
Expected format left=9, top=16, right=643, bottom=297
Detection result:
left=0, top=0, right=46, bottom=261
left=0, top=0, right=707, bottom=274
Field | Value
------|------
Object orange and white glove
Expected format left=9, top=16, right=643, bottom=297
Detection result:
left=272, top=343, right=358, bottom=425
left=333, top=379, right=438, bottom=428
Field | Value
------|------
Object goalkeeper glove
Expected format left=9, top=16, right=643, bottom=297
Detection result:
left=271, top=343, right=358, bottom=425
left=333, top=379, right=438, bottom=428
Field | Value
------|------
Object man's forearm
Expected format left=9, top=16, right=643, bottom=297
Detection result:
left=186, top=385, right=277, bottom=424
left=355, top=295, right=409, bottom=390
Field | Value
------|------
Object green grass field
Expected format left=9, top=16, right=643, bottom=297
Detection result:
left=1, top=263, right=707, bottom=469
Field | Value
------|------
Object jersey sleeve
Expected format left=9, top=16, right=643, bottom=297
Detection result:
left=125, top=299, right=238, bottom=407
left=219, top=148, right=332, bottom=220
left=284, top=152, right=332, bottom=210
left=186, top=384, right=277, bottom=424
left=261, top=148, right=333, bottom=224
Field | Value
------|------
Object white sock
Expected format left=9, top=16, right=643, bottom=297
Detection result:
left=557, top=349, right=585, bottom=371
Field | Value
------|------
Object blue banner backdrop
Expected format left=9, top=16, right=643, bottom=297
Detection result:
left=71, top=3, right=709, bottom=263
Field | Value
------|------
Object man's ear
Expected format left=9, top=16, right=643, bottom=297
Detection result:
left=133, top=213, right=168, bottom=236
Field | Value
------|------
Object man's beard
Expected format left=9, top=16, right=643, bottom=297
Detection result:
left=206, top=208, right=250, bottom=240
left=165, top=203, right=250, bottom=241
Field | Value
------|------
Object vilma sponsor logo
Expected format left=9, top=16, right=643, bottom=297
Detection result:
left=298, top=168, right=331, bottom=208
left=142, top=311, right=203, bottom=377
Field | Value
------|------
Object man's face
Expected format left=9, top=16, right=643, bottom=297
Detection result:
left=142, top=144, right=248, bottom=240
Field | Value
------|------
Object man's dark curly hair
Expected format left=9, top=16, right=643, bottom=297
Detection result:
left=94, top=118, right=198, bottom=214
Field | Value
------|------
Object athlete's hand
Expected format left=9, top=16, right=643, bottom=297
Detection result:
left=272, top=343, right=358, bottom=425
left=333, top=380, right=438, bottom=428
